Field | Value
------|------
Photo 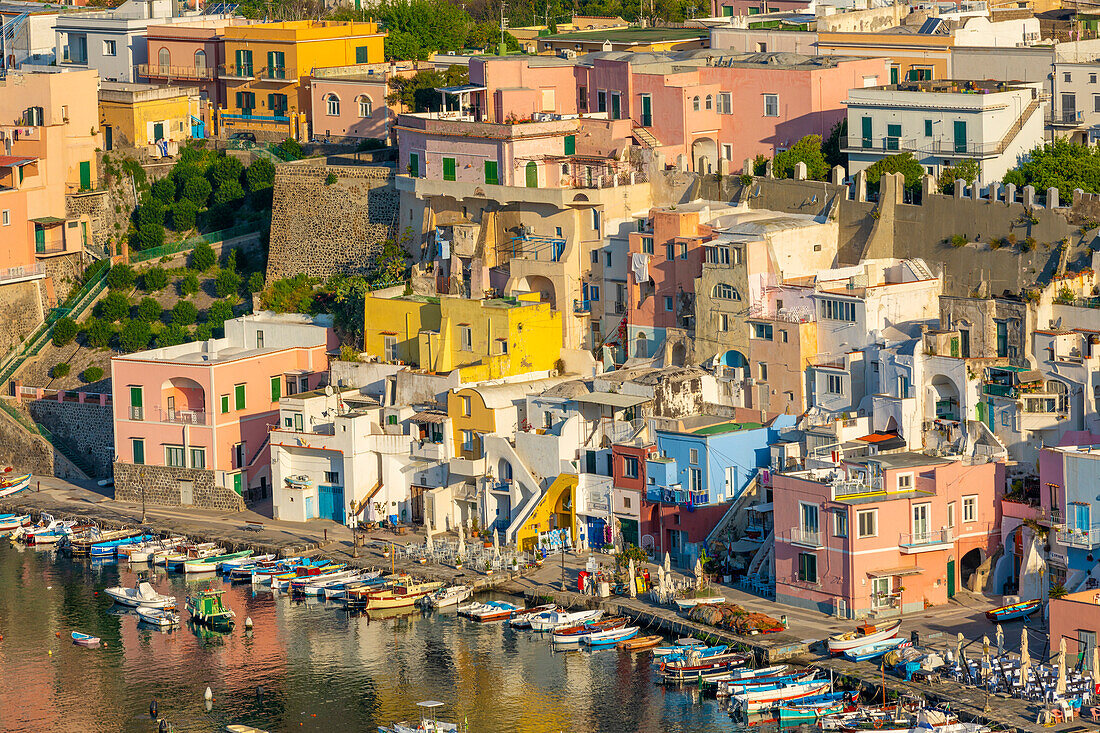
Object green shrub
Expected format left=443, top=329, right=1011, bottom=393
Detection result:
left=156, top=323, right=189, bottom=347
left=51, top=317, right=78, bottom=347
left=81, top=318, right=113, bottom=348
left=277, top=138, right=303, bottom=159
left=96, top=291, right=130, bottom=322
left=356, top=138, right=386, bottom=152
left=171, top=200, right=197, bottom=231
left=206, top=299, right=234, bottom=327
left=181, top=272, right=200, bottom=296
left=194, top=323, right=214, bottom=341
left=151, top=177, right=175, bottom=204
left=172, top=300, right=198, bottom=326
left=106, top=263, right=136, bottom=291
left=215, top=268, right=241, bottom=297
left=225, top=248, right=239, bottom=272
left=190, top=241, right=216, bottom=271
left=136, top=296, right=161, bottom=322
left=131, top=223, right=165, bottom=251
left=950, top=234, right=968, bottom=248
left=81, top=366, right=104, bottom=382
left=182, top=176, right=212, bottom=207
left=212, top=179, right=245, bottom=208
left=142, top=266, right=168, bottom=291
left=51, top=362, right=70, bottom=379
left=118, top=319, right=152, bottom=352
left=137, top=198, right=166, bottom=228
left=248, top=271, right=265, bottom=293
left=207, top=156, right=243, bottom=189
left=83, top=259, right=109, bottom=283
left=245, top=158, right=275, bottom=193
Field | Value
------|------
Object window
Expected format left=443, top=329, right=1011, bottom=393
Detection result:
left=442, top=157, right=456, bottom=181
left=664, top=296, right=674, bottom=311
left=190, top=447, right=205, bottom=470
left=165, top=445, right=186, bottom=468
left=758, top=362, right=768, bottom=381
left=713, top=283, right=740, bottom=301
left=641, top=237, right=654, bottom=254
left=325, top=93, right=340, bottom=116
left=235, top=91, right=255, bottom=114
left=717, top=92, right=732, bottom=114
left=1065, top=72, right=1072, bottom=82
left=355, top=45, right=371, bottom=63
left=834, top=510, right=848, bottom=538
left=706, top=246, right=731, bottom=265
left=592, top=208, right=601, bottom=232
left=924, top=119, right=933, bottom=137
left=353, top=94, right=373, bottom=118
left=384, top=335, right=397, bottom=361
left=103, top=40, right=116, bottom=56
left=689, top=448, right=699, bottom=465
left=234, top=383, right=246, bottom=410
left=897, top=473, right=913, bottom=490
left=408, top=152, right=419, bottom=177
left=129, top=386, right=143, bottom=420
left=266, top=50, right=285, bottom=77
left=624, top=495, right=632, bottom=509
left=578, top=86, right=587, bottom=111
left=821, top=298, right=856, bottom=321
left=460, top=325, right=473, bottom=351
left=947, top=502, right=955, bottom=529
left=886, top=123, right=900, bottom=151
left=132, top=439, right=145, bottom=465
left=461, top=395, right=472, bottom=416
left=484, top=160, right=499, bottom=185
left=589, top=285, right=600, bottom=301
left=270, top=376, right=281, bottom=403
left=194, top=50, right=206, bottom=70
left=898, top=375, right=910, bottom=399
left=597, top=90, right=607, bottom=113
left=679, top=242, right=687, bottom=260
left=797, top=552, right=817, bottom=583
left=220, top=394, right=230, bottom=414
left=497, top=338, right=509, bottom=354
left=779, top=329, right=788, bottom=343
left=461, top=430, right=475, bottom=452
left=1092, top=74, right=1098, bottom=84
left=763, top=94, right=778, bottom=117
left=665, top=243, right=675, bottom=260
left=753, top=323, right=773, bottom=341
left=862, top=75, right=878, bottom=87
left=257, top=331, right=266, bottom=350
left=158, top=47, right=170, bottom=70
left=719, top=314, right=730, bottom=332
left=692, top=96, right=700, bottom=111
left=268, top=94, right=288, bottom=114
left=324, top=470, right=340, bottom=484
left=722, top=143, right=733, bottom=160
left=1, top=210, right=8, bottom=226
left=689, top=467, right=702, bottom=491
left=826, top=374, right=843, bottom=395
left=705, top=94, right=713, bottom=110
left=857, top=509, right=877, bottom=538
left=962, top=495, right=977, bottom=523
left=623, top=455, right=639, bottom=479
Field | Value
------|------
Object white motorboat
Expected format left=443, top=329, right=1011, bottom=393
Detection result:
left=104, top=581, right=176, bottom=609
left=221, top=553, right=275, bottom=572
left=298, top=569, right=362, bottom=596
left=509, top=604, right=556, bottom=628
left=528, top=608, right=604, bottom=632
left=422, top=585, right=472, bottom=609
left=136, top=607, right=180, bottom=627
left=826, top=620, right=901, bottom=655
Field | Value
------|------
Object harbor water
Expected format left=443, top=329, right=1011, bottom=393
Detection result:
left=0, top=543, right=746, bottom=732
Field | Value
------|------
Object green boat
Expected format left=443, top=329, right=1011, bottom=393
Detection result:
left=182, top=550, right=253, bottom=574
left=186, top=589, right=236, bottom=631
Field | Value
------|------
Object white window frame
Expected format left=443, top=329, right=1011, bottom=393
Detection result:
left=460, top=325, right=473, bottom=351
left=189, top=446, right=205, bottom=469
left=857, top=508, right=878, bottom=538
left=325, top=93, right=340, bottom=116
left=962, top=495, right=977, bottom=523
left=358, top=95, right=372, bottom=118
left=1, top=210, right=9, bottom=226
left=826, top=374, right=843, bottom=395
left=763, top=93, right=778, bottom=117
left=897, top=472, right=913, bottom=490
left=165, top=444, right=186, bottom=468
left=384, top=335, right=397, bottom=361
left=834, top=509, right=848, bottom=538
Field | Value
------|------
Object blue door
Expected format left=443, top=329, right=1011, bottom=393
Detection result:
left=304, top=495, right=315, bottom=519
left=318, top=484, right=345, bottom=524
left=1073, top=503, right=1090, bottom=532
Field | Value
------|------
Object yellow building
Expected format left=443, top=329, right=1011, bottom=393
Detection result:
left=817, top=31, right=954, bottom=82
left=514, top=473, right=576, bottom=552
left=99, top=82, right=198, bottom=150
left=219, top=20, right=386, bottom=140
left=362, top=291, right=564, bottom=383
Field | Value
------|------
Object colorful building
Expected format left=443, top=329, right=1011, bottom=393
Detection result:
left=99, top=82, right=200, bottom=150
left=1041, top=441, right=1100, bottom=591
left=111, top=312, right=336, bottom=509
left=536, top=27, right=708, bottom=55
left=309, top=62, right=423, bottom=144
left=1048, top=589, right=1100, bottom=666
left=772, top=453, right=1003, bottom=619
left=218, top=20, right=386, bottom=140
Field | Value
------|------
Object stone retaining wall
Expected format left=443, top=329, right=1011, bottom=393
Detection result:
left=265, top=163, right=398, bottom=281
left=114, top=460, right=245, bottom=512
left=0, top=400, right=86, bottom=479
left=26, top=400, right=113, bottom=478
left=0, top=280, right=46, bottom=357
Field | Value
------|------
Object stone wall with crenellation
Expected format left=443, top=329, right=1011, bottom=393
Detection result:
left=114, top=460, right=246, bottom=512
left=265, top=160, right=399, bottom=281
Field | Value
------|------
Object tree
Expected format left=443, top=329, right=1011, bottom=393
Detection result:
left=215, top=268, right=242, bottom=297
left=376, top=0, right=471, bottom=60
left=194, top=323, right=214, bottom=341
left=181, top=272, right=200, bottom=296
left=275, top=138, right=302, bottom=160
left=172, top=300, right=199, bottom=326
left=182, top=176, right=212, bottom=207
left=142, top=266, right=168, bottom=292
left=864, top=152, right=926, bottom=192
left=387, top=66, right=469, bottom=112
left=823, top=118, right=847, bottom=171
left=248, top=271, right=265, bottom=293
left=367, top=242, right=410, bottom=286
left=211, top=179, right=245, bottom=208
left=1002, top=139, right=1100, bottom=194
left=207, top=155, right=243, bottom=190
left=96, top=292, right=130, bottom=322
left=51, top=362, right=70, bottom=379
left=119, top=319, right=152, bottom=352
left=190, top=241, right=216, bottom=271
left=52, top=317, right=78, bottom=347
left=245, top=158, right=276, bottom=194
left=82, top=366, right=104, bottom=382
left=136, top=296, right=162, bottom=322
left=81, top=318, right=113, bottom=348
left=106, top=263, right=135, bottom=291
left=137, top=198, right=166, bottom=228
left=172, top=200, right=197, bottom=231
left=938, top=159, right=980, bottom=195
left=773, top=135, right=830, bottom=181
left=464, top=22, right=520, bottom=52
left=131, top=223, right=165, bottom=251
left=156, top=323, right=189, bottom=347
left=151, top=176, right=176, bottom=205
left=206, top=299, right=235, bottom=328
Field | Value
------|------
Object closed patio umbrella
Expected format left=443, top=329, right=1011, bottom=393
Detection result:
left=628, top=557, right=637, bottom=599
left=995, top=625, right=1004, bottom=659
left=1056, top=637, right=1067, bottom=696
left=664, top=552, right=671, bottom=575
left=1019, top=628, right=1030, bottom=685
left=457, top=525, right=466, bottom=559
left=425, top=518, right=434, bottom=555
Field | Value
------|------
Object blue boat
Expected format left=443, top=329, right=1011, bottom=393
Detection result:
left=986, top=598, right=1041, bottom=623
left=88, top=534, right=155, bottom=558
left=843, top=637, right=910, bottom=662
left=656, top=644, right=728, bottom=664
left=583, top=626, right=639, bottom=647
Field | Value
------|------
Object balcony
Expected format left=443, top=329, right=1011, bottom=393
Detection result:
left=217, top=63, right=255, bottom=80
left=899, top=528, right=955, bottom=553
left=159, top=408, right=208, bottom=426
left=137, top=64, right=214, bottom=81
left=410, top=440, right=444, bottom=461
left=785, top=527, right=824, bottom=549
left=129, top=406, right=143, bottom=421
left=574, top=298, right=591, bottom=314
left=488, top=480, right=512, bottom=494
left=450, top=455, right=486, bottom=476
left=1057, top=526, right=1100, bottom=549
left=983, top=383, right=1017, bottom=398
left=831, top=477, right=881, bottom=499
left=257, top=66, right=295, bottom=83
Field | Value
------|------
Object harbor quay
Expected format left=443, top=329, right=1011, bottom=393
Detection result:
left=2, top=477, right=1081, bottom=733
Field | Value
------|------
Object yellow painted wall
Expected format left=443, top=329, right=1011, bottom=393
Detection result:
left=817, top=32, right=953, bottom=81
left=361, top=294, right=441, bottom=365
left=447, top=388, right=496, bottom=458
left=516, top=473, right=577, bottom=552
left=100, top=95, right=192, bottom=147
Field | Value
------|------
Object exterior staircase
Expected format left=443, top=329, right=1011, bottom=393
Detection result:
left=746, top=529, right=774, bottom=578
left=631, top=125, right=660, bottom=149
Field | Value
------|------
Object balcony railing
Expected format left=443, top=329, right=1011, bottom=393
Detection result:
left=785, top=527, right=824, bottom=549
left=844, top=135, right=993, bottom=157
left=899, top=527, right=954, bottom=548
left=983, top=383, right=1017, bottom=398
left=410, top=440, right=444, bottom=461
left=137, top=64, right=214, bottom=80
left=129, top=406, right=143, bottom=421
left=574, top=298, right=591, bottom=313
left=257, top=66, right=295, bottom=82
left=217, top=63, right=255, bottom=79
left=159, top=408, right=208, bottom=425
left=1057, top=526, right=1100, bottom=549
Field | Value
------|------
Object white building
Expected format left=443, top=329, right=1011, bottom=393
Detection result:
left=1051, top=58, right=1100, bottom=144
left=843, top=79, right=1045, bottom=186
left=1, top=2, right=63, bottom=67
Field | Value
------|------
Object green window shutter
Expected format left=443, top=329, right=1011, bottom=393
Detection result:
left=132, top=439, right=144, bottom=465
left=270, top=376, right=281, bottom=402
left=408, top=152, right=419, bottom=177
left=924, top=119, right=933, bottom=137
left=355, top=46, right=369, bottom=63
left=861, top=116, right=872, bottom=148
left=443, top=157, right=456, bottom=181
left=129, top=386, right=143, bottom=408
left=564, top=134, right=575, bottom=155
left=220, top=394, right=230, bottom=414
left=484, top=160, right=498, bottom=185
left=235, top=384, right=246, bottom=410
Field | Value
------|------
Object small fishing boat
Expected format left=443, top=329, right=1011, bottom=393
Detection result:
left=713, top=666, right=798, bottom=695
left=136, top=607, right=180, bottom=628
left=183, top=550, right=254, bottom=574
left=88, top=533, right=155, bottom=558
left=0, top=473, right=31, bottom=498
left=186, top=589, right=236, bottom=631
left=458, top=600, right=521, bottom=622
left=660, top=657, right=752, bottom=684
left=71, top=631, right=100, bottom=647
left=619, top=634, right=663, bottom=651
left=674, top=596, right=725, bottom=612
left=104, top=580, right=176, bottom=608
left=778, top=692, right=855, bottom=723
left=985, top=598, right=1041, bottom=623
left=582, top=626, right=639, bottom=647
left=844, top=637, right=911, bottom=663
left=272, top=562, right=345, bottom=590
left=221, top=554, right=275, bottom=572
left=551, top=617, right=626, bottom=644
left=731, top=679, right=831, bottom=713
left=422, top=585, right=472, bottom=609
left=528, top=608, right=603, bottom=631
left=653, top=637, right=707, bottom=656
left=509, top=604, right=557, bottom=628
left=355, top=579, right=443, bottom=611
left=0, top=514, right=30, bottom=533
left=378, top=700, right=457, bottom=733
left=657, top=645, right=729, bottom=665
left=293, top=568, right=361, bottom=595
left=827, top=620, right=902, bottom=655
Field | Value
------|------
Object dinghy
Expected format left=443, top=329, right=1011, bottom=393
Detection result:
left=843, top=637, right=911, bottom=663
left=528, top=608, right=602, bottom=631
left=0, top=473, right=31, bottom=498
left=582, top=626, right=639, bottom=647
left=136, top=607, right=180, bottom=628
left=71, top=631, right=100, bottom=647
left=985, top=598, right=1041, bottom=623
left=104, top=580, right=176, bottom=608
left=618, top=634, right=663, bottom=650
left=827, top=620, right=901, bottom=655
left=731, top=678, right=831, bottom=713
left=509, top=604, right=557, bottom=628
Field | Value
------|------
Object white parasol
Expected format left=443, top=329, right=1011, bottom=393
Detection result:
left=664, top=551, right=671, bottom=575
left=457, top=524, right=466, bottom=559
left=425, top=518, right=434, bottom=554
left=628, top=557, right=637, bottom=599
left=1019, top=628, right=1030, bottom=683
left=693, top=556, right=704, bottom=590
left=493, top=527, right=500, bottom=556
left=995, top=625, right=1004, bottom=659
left=1056, top=637, right=1067, bottom=696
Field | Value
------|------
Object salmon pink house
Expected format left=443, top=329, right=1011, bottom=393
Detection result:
left=772, top=452, right=1003, bottom=619
left=111, top=312, right=336, bottom=510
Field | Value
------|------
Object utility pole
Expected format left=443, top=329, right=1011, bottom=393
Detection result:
left=500, top=2, right=507, bottom=53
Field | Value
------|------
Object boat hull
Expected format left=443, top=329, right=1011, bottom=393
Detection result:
left=827, top=621, right=902, bottom=654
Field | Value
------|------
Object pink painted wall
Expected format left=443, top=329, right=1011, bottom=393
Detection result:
left=310, top=77, right=392, bottom=141
left=1050, top=589, right=1100, bottom=658
left=144, top=26, right=226, bottom=103
left=711, top=0, right=810, bottom=16
left=470, top=56, right=580, bottom=122
left=627, top=208, right=711, bottom=331
left=1038, top=431, right=1100, bottom=517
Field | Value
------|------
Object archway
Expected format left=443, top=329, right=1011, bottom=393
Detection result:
left=635, top=333, right=648, bottom=358
left=721, top=349, right=746, bottom=370
left=670, top=341, right=686, bottom=367
left=160, top=376, right=206, bottom=420
left=691, top=137, right=717, bottom=174
left=929, top=375, right=960, bottom=421
left=513, top=274, right=556, bottom=310
left=960, top=547, right=984, bottom=589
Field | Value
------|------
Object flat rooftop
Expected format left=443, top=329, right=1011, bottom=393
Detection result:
left=849, top=452, right=952, bottom=470
left=540, top=27, right=707, bottom=43
left=867, top=79, right=1030, bottom=94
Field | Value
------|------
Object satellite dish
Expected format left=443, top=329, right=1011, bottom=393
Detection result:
left=324, top=386, right=334, bottom=397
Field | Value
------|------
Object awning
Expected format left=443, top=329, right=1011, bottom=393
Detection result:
left=868, top=566, right=924, bottom=577
left=1017, top=369, right=1043, bottom=383
left=748, top=502, right=773, bottom=513
left=856, top=431, right=907, bottom=451
left=0, top=155, right=34, bottom=167
left=31, top=216, right=65, bottom=225
left=411, top=410, right=448, bottom=424
left=436, top=84, right=486, bottom=95
left=574, top=392, right=648, bottom=408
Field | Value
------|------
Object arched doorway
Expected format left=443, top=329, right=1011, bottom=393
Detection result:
left=525, top=161, right=537, bottom=188
left=929, top=375, right=960, bottom=421
left=635, top=333, right=648, bottom=358
left=960, top=547, right=984, bottom=590
left=721, top=349, right=746, bottom=368
left=512, top=275, right=556, bottom=310
left=670, top=341, right=686, bottom=367
left=691, top=137, right=717, bottom=174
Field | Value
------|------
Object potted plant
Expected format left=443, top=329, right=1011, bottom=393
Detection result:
left=484, top=559, right=492, bottom=575
left=471, top=517, right=480, bottom=538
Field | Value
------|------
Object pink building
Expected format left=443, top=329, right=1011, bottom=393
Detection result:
left=711, top=0, right=810, bottom=17
left=471, top=55, right=582, bottom=122
left=772, top=453, right=1003, bottom=619
left=1049, top=589, right=1100, bottom=662
left=111, top=312, right=336, bottom=509
left=309, top=62, right=424, bottom=144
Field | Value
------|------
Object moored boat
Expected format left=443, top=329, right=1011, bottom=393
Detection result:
left=71, top=631, right=100, bottom=647
left=377, top=700, right=457, bottom=733
left=352, top=578, right=443, bottom=611
left=509, top=604, right=556, bottom=628
left=0, top=514, right=31, bottom=533
left=843, top=638, right=911, bottom=663
left=826, top=620, right=902, bottom=655
left=295, top=569, right=362, bottom=596
left=422, top=585, right=472, bottom=609
left=104, top=580, right=175, bottom=608
left=660, top=656, right=752, bottom=684
left=457, top=600, right=523, bottom=622
left=731, top=679, right=831, bottom=713
left=183, top=549, right=253, bottom=574
left=0, top=473, right=31, bottom=498
left=186, top=589, right=236, bottom=631
left=528, top=608, right=603, bottom=631
left=582, top=625, right=639, bottom=647
left=618, top=634, right=663, bottom=651
left=550, top=617, right=626, bottom=644
left=136, top=607, right=180, bottom=628
left=985, top=598, right=1041, bottom=623
left=674, top=596, right=725, bottom=612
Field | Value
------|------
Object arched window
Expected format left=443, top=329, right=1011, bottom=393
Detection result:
left=692, top=96, right=700, bottom=112
left=158, top=47, right=170, bottom=73
left=194, top=50, right=206, bottom=71
left=713, top=283, right=741, bottom=301
left=357, top=94, right=372, bottom=118
left=325, top=93, right=340, bottom=116
left=705, top=94, right=713, bottom=110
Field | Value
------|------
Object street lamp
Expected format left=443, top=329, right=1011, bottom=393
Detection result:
left=139, top=468, right=146, bottom=524
left=560, top=530, right=566, bottom=592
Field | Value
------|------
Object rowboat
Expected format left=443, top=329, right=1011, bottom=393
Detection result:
left=653, top=637, right=707, bottom=656
left=221, top=554, right=274, bottom=572
left=271, top=562, right=345, bottom=590
left=183, top=550, right=254, bottom=574
left=658, top=644, right=729, bottom=664
left=422, top=585, right=473, bottom=609
left=354, top=579, right=443, bottom=611
left=985, top=598, right=1041, bottom=623
left=89, top=533, right=156, bottom=558
left=71, top=631, right=100, bottom=647
left=844, top=638, right=911, bottom=663
left=618, top=634, right=663, bottom=650
left=551, top=617, right=626, bottom=644
left=528, top=608, right=603, bottom=631
left=227, top=726, right=270, bottom=733
left=582, top=626, right=639, bottom=647
left=162, top=543, right=223, bottom=570
left=778, top=692, right=855, bottom=723
left=457, top=600, right=522, bottom=621
left=0, top=473, right=31, bottom=498
left=827, top=620, right=902, bottom=655
left=0, top=514, right=31, bottom=532
left=660, top=657, right=751, bottom=684
left=136, top=607, right=180, bottom=628
left=378, top=700, right=457, bottom=733
left=732, top=679, right=831, bottom=713
left=104, top=580, right=176, bottom=608
left=186, top=589, right=235, bottom=631
left=509, top=604, right=557, bottom=628
left=715, top=670, right=815, bottom=696
left=329, top=575, right=390, bottom=601
left=294, top=569, right=362, bottom=596
left=674, top=596, right=725, bottom=612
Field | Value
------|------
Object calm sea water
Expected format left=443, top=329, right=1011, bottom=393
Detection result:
left=0, top=543, right=751, bottom=733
